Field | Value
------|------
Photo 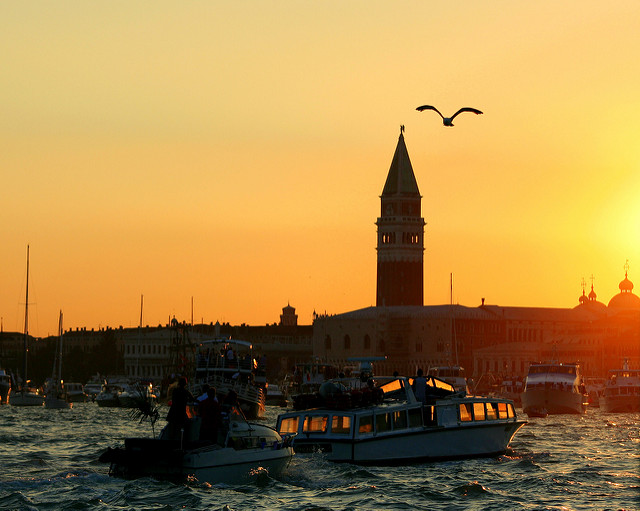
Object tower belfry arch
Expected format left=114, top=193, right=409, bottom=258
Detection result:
left=375, top=128, right=425, bottom=306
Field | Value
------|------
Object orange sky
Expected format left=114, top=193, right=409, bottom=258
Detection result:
left=1, top=2, right=639, bottom=337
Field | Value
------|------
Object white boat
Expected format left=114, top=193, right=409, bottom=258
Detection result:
left=427, top=366, right=469, bottom=394
left=600, top=359, right=640, bottom=413
left=0, top=369, right=11, bottom=405
left=45, top=311, right=72, bottom=409
left=265, top=380, right=290, bottom=407
left=276, top=375, right=526, bottom=464
left=193, top=339, right=265, bottom=419
left=521, top=362, right=588, bottom=416
left=99, top=406, right=293, bottom=483
left=10, top=246, right=44, bottom=407
left=65, top=383, right=88, bottom=403
left=84, top=376, right=106, bottom=401
left=95, top=384, right=122, bottom=407
left=118, top=381, right=155, bottom=408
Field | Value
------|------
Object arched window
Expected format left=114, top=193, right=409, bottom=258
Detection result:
left=344, top=335, right=351, bottom=350
left=363, top=334, right=371, bottom=350
left=325, top=335, right=332, bottom=350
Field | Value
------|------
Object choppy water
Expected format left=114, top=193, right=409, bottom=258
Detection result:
left=0, top=403, right=638, bottom=511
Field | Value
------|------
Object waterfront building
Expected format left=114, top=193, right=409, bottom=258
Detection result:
left=313, top=130, right=640, bottom=380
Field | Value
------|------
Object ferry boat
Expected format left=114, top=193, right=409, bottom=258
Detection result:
left=521, top=362, right=588, bottom=416
left=276, top=375, right=525, bottom=464
left=100, top=405, right=293, bottom=483
left=600, top=360, right=640, bottom=413
left=192, top=339, right=265, bottom=419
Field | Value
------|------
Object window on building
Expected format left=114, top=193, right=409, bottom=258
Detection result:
left=325, top=336, right=332, bottom=350
left=364, top=335, right=371, bottom=350
left=344, top=335, right=351, bottom=350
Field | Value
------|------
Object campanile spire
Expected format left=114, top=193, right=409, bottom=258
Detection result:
left=375, top=128, right=425, bottom=306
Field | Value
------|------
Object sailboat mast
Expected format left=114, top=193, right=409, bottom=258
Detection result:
left=58, top=310, right=63, bottom=385
left=22, top=245, right=30, bottom=394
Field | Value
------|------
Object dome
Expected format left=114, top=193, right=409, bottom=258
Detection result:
left=575, top=284, right=606, bottom=312
left=608, top=266, right=640, bottom=311
left=619, top=276, right=633, bottom=292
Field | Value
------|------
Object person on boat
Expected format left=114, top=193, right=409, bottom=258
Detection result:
left=166, top=377, right=195, bottom=441
left=413, top=368, right=427, bottom=404
left=198, top=386, right=221, bottom=442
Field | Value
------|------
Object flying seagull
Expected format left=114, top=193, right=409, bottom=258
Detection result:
left=416, top=105, right=483, bottom=126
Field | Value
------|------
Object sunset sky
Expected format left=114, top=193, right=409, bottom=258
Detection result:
left=1, top=2, right=639, bottom=337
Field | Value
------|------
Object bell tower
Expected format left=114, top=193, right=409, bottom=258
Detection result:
left=376, top=127, right=425, bottom=306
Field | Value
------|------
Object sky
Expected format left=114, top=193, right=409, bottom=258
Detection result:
left=1, top=2, right=639, bottom=337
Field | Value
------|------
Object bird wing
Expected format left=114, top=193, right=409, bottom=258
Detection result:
left=450, top=107, right=483, bottom=120
left=416, top=105, right=444, bottom=118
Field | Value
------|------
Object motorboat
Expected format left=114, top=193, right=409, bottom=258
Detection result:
left=265, top=380, right=290, bottom=407
left=276, top=375, right=526, bottom=464
left=600, top=359, right=640, bottom=413
left=118, top=381, right=156, bottom=408
left=99, top=405, right=293, bottom=483
left=521, top=362, right=588, bottom=416
left=0, top=369, right=11, bottom=405
left=192, top=339, right=265, bottom=419
left=65, top=383, right=88, bottom=403
left=95, top=384, right=122, bottom=407
left=84, top=377, right=106, bottom=401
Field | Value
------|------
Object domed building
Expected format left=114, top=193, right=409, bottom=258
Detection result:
left=575, top=280, right=607, bottom=313
left=608, top=263, right=640, bottom=312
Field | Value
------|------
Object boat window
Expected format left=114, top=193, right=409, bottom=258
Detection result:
left=507, top=404, right=515, bottom=418
left=459, top=403, right=473, bottom=422
left=376, top=413, right=392, bottom=433
left=408, top=407, right=423, bottom=427
left=473, top=402, right=485, bottom=421
left=278, top=416, right=299, bottom=435
left=498, top=402, right=509, bottom=419
left=486, top=402, right=498, bottom=420
left=358, top=415, right=374, bottom=434
left=392, top=410, right=407, bottom=430
left=380, top=378, right=403, bottom=395
left=331, top=415, right=351, bottom=435
left=303, top=415, right=328, bottom=433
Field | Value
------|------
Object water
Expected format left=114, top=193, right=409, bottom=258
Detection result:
left=0, top=404, right=638, bottom=511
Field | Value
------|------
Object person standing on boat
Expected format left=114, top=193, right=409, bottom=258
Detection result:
left=199, top=387, right=221, bottom=442
left=166, top=377, right=195, bottom=441
left=413, top=368, right=427, bottom=404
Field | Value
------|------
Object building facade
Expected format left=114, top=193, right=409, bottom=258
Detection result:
left=313, top=130, right=640, bottom=380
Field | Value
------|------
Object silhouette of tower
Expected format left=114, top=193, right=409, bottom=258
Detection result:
left=376, top=127, right=425, bottom=306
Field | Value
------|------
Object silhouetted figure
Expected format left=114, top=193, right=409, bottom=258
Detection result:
left=166, top=377, right=194, bottom=441
left=413, top=368, right=427, bottom=404
left=199, top=387, right=221, bottom=442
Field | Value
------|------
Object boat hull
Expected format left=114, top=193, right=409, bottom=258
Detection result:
left=600, top=395, right=640, bottom=413
left=10, top=391, right=45, bottom=407
left=294, top=421, right=525, bottom=464
left=101, top=438, right=293, bottom=484
left=45, top=397, right=72, bottom=409
left=522, top=389, right=586, bottom=415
